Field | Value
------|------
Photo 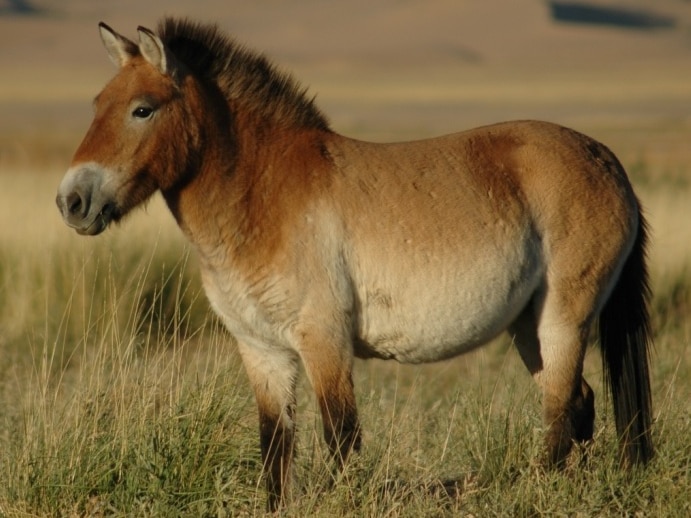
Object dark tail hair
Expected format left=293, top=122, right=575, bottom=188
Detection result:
left=599, top=208, right=654, bottom=466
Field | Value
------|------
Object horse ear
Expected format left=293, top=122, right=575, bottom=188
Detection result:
left=99, top=22, right=137, bottom=68
left=137, top=26, right=170, bottom=75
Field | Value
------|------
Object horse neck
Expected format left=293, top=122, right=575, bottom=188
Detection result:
left=162, top=103, right=330, bottom=263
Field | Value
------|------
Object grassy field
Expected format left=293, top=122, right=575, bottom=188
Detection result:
left=0, top=129, right=690, bottom=517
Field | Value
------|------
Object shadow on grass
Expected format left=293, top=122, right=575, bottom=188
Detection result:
left=377, top=475, right=479, bottom=502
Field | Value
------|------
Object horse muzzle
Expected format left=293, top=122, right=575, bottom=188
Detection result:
left=56, top=163, right=116, bottom=236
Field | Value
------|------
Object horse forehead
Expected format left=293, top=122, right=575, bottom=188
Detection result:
left=97, top=59, right=173, bottom=107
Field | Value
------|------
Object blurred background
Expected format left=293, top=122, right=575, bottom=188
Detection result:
left=1, top=0, right=690, bottom=163
left=3, top=0, right=691, bottom=275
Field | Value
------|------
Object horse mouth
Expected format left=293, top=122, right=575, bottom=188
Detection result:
left=75, top=202, right=116, bottom=236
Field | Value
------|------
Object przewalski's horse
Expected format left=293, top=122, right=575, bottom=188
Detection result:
left=56, top=18, right=653, bottom=511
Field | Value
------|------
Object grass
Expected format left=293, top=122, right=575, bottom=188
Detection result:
left=0, top=153, right=690, bottom=516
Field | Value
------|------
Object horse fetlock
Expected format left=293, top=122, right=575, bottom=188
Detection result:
left=259, top=413, right=295, bottom=512
left=543, top=384, right=595, bottom=466
left=324, top=415, right=362, bottom=465
left=572, top=380, right=595, bottom=443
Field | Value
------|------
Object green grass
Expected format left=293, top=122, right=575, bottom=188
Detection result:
left=0, top=166, right=690, bottom=516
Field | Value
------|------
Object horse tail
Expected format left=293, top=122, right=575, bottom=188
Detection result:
left=598, top=207, right=654, bottom=466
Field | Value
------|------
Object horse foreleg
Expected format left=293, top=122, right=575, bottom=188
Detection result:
left=237, top=340, right=300, bottom=512
left=295, top=329, right=361, bottom=474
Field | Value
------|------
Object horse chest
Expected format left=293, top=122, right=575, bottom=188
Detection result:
left=200, top=262, right=296, bottom=348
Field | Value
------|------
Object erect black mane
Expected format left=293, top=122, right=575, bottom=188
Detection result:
left=156, top=17, right=330, bottom=130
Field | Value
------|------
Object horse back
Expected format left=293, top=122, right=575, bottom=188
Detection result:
left=325, top=120, right=638, bottom=263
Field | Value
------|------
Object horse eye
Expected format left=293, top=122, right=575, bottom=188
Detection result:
left=132, top=106, right=153, bottom=119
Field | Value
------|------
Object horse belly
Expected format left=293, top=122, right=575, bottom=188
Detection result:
left=354, top=247, right=543, bottom=363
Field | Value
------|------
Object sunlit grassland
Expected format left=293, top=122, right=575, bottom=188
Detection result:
left=0, top=136, right=689, bottom=516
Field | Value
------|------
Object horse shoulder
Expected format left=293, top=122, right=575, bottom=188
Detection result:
left=199, top=129, right=350, bottom=344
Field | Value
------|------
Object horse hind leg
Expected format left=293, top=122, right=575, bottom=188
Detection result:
left=509, top=301, right=595, bottom=467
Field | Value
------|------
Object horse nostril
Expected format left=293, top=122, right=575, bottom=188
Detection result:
left=66, top=190, right=87, bottom=217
